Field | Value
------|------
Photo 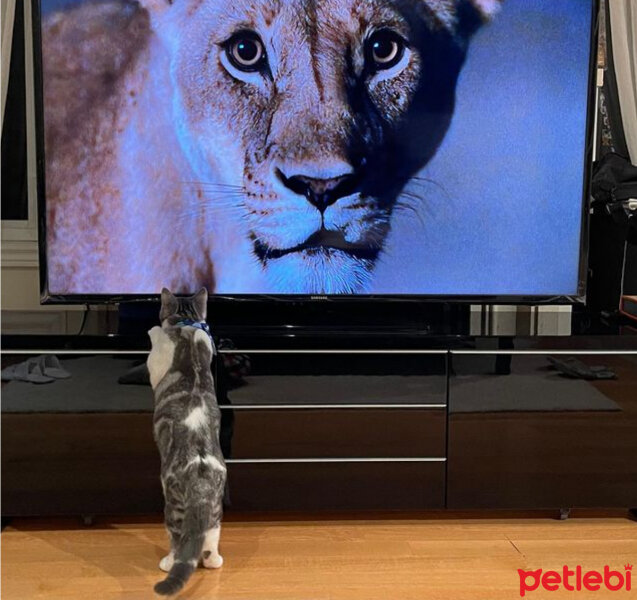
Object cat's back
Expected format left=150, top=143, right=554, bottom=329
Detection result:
left=150, top=326, right=221, bottom=466
left=171, top=326, right=216, bottom=387
left=149, top=326, right=217, bottom=413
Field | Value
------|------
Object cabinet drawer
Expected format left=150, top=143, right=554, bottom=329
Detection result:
left=221, top=351, right=447, bottom=406
left=2, top=413, right=162, bottom=516
left=227, top=461, right=445, bottom=510
left=448, top=352, right=637, bottom=508
left=227, top=408, right=446, bottom=459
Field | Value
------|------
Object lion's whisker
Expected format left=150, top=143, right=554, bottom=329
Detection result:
left=408, top=175, right=452, bottom=202
left=176, top=195, right=246, bottom=221
left=178, top=181, right=245, bottom=190
left=395, top=191, right=427, bottom=228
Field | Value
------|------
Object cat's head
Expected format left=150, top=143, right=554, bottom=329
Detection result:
left=142, top=0, right=501, bottom=293
left=159, top=287, right=208, bottom=326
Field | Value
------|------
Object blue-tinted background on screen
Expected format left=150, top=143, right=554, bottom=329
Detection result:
left=369, top=0, right=592, bottom=295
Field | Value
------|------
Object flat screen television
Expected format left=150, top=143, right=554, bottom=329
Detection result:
left=34, top=0, right=598, bottom=302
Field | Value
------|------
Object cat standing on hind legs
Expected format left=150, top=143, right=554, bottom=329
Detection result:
left=147, top=287, right=226, bottom=596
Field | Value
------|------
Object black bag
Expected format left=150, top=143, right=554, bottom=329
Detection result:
left=588, top=153, right=637, bottom=310
left=591, top=153, right=637, bottom=231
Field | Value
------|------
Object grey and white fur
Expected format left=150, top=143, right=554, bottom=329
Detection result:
left=147, top=287, right=226, bottom=596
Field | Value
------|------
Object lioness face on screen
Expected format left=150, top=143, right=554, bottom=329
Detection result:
left=44, top=0, right=499, bottom=294
left=145, top=0, right=499, bottom=293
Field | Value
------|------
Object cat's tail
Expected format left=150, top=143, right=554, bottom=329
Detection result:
left=153, top=505, right=208, bottom=596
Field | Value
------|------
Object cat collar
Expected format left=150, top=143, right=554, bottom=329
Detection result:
left=175, top=319, right=213, bottom=342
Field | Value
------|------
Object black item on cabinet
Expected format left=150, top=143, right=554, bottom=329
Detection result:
left=588, top=206, right=630, bottom=311
left=588, top=153, right=637, bottom=311
left=590, top=153, right=637, bottom=219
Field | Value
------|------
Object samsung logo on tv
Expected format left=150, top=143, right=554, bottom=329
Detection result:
left=310, top=295, right=329, bottom=301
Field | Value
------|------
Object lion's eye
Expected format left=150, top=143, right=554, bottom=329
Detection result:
left=366, top=30, right=406, bottom=71
left=225, top=31, right=266, bottom=72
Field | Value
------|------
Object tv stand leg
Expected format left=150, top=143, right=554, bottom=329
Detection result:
left=81, top=515, right=95, bottom=527
left=629, top=509, right=637, bottom=521
left=558, top=508, right=571, bottom=521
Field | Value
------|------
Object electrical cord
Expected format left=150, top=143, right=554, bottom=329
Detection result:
left=77, top=304, right=90, bottom=335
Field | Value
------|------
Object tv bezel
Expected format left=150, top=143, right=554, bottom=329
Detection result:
left=32, top=0, right=599, bottom=306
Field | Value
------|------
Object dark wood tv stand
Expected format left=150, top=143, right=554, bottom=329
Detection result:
left=2, top=312, right=636, bottom=516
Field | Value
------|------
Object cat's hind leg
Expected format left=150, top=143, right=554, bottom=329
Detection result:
left=159, top=550, right=175, bottom=573
left=159, top=507, right=182, bottom=572
left=201, top=525, right=223, bottom=568
left=159, top=526, right=179, bottom=572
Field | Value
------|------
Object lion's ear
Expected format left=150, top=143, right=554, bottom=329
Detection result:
left=420, top=0, right=502, bottom=38
left=136, top=0, right=173, bottom=17
left=469, top=0, right=502, bottom=21
left=454, top=0, right=502, bottom=38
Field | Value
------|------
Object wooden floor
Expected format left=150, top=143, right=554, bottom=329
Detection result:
left=2, top=512, right=636, bottom=599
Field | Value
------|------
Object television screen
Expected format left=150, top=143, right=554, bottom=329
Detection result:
left=37, top=0, right=595, bottom=298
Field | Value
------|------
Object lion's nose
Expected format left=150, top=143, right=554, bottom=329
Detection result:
left=277, top=167, right=358, bottom=213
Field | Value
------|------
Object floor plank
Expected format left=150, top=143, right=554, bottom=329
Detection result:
left=2, top=513, right=636, bottom=599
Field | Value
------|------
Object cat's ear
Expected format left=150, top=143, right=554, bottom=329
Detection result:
left=159, top=288, right=178, bottom=322
left=192, top=287, right=208, bottom=321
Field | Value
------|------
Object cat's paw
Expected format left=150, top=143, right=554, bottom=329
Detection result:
left=202, top=551, right=223, bottom=569
left=159, top=553, right=175, bottom=572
